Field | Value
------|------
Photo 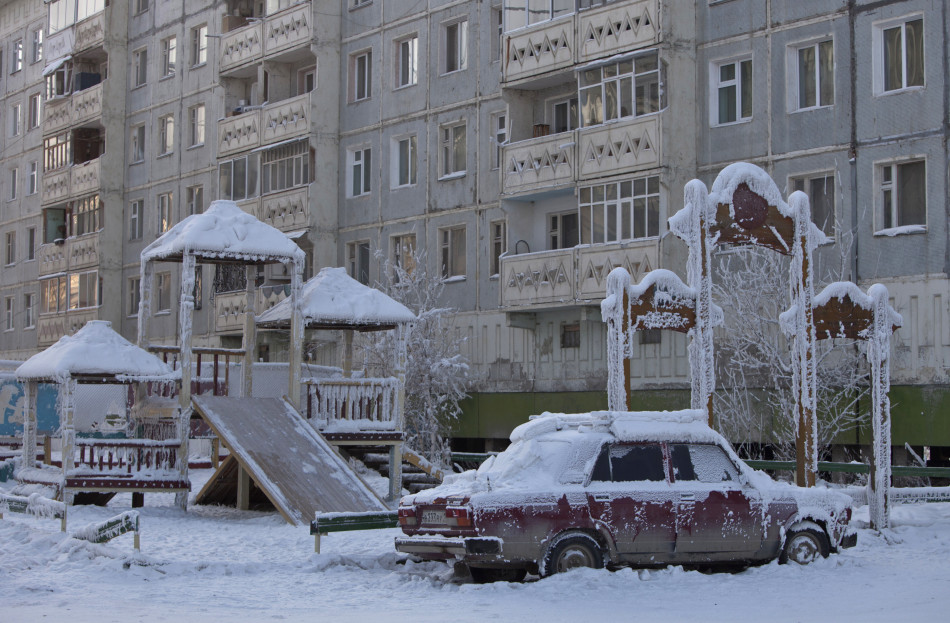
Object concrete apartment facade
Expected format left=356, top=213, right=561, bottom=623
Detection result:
left=0, top=1, right=946, bottom=455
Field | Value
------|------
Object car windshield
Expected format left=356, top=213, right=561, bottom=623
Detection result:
left=476, top=438, right=571, bottom=488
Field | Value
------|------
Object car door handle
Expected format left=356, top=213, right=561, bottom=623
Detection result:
left=680, top=493, right=695, bottom=501
left=593, top=494, right=610, bottom=501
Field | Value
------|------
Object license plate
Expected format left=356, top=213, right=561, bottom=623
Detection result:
left=422, top=509, right=445, bottom=525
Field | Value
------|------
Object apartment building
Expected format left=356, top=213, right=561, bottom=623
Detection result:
left=0, top=1, right=946, bottom=455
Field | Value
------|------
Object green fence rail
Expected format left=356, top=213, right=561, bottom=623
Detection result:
left=745, top=460, right=950, bottom=478
left=310, top=510, right=399, bottom=554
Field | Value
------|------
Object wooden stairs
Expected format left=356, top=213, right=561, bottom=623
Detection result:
left=344, top=447, right=444, bottom=494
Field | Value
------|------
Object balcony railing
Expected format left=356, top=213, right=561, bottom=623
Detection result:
left=37, top=308, right=99, bottom=347
left=303, top=377, right=401, bottom=432
left=213, top=290, right=247, bottom=334
left=73, top=12, right=105, bottom=53
left=499, top=239, right=659, bottom=309
left=502, top=131, right=575, bottom=196
left=44, top=99, right=72, bottom=134
left=218, top=108, right=260, bottom=157
left=259, top=185, right=309, bottom=232
left=502, top=0, right=659, bottom=86
left=42, top=169, right=70, bottom=205
left=37, top=243, right=68, bottom=276
left=219, top=95, right=310, bottom=157
left=502, top=116, right=660, bottom=196
left=41, top=158, right=101, bottom=206
left=220, top=4, right=313, bottom=74
left=72, top=82, right=103, bottom=126
left=67, top=232, right=100, bottom=271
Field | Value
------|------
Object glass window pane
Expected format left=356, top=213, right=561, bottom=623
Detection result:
left=897, top=161, right=925, bottom=226
left=883, top=26, right=902, bottom=91
left=719, top=84, right=736, bottom=124
left=604, top=81, right=618, bottom=120
left=647, top=195, right=659, bottom=237
left=905, top=19, right=924, bottom=87
left=609, top=444, right=665, bottom=482
left=799, top=46, right=816, bottom=108
left=819, top=41, right=834, bottom=106
left=740, top=60, right=752, bottom=118
left=580, top=86, right=603, bottom=126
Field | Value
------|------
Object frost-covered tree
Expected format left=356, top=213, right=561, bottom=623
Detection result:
left=360, top=250, right=469, bottom=469
left=712, top=242, right=869, bottom=461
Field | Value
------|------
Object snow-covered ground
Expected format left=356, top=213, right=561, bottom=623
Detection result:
left=2, top=469, right=948, bottom=622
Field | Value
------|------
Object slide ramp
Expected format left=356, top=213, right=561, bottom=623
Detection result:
left=192, top=396, right=387, bottom=526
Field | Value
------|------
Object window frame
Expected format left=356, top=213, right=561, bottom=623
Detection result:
left=128, top=276, right=141, bottom=317
left=711, top=56, right=752, bottom=126
left=790, top=39, right=834, bottom=111
left=350, top=49, right=372, bottom=103
left=191, top=24, right=208, bottom=67
left=260, top=139, right=311, bottom=195
left=131, top=124, right=145, bottom=163
left=31, top=28, right=43, bottom=64
left=133, top=47, right=147, bottom=88
left=161, top=36, right=177, bottom=78
left=439, top=121, right=467, bottom=179
left=3, top=297, right=13, bottom=332
left=68, top=270, right=100, bottom=310
left=10, top=103, right=21, bottom=137
left=579, top=175, right=661, bottom=246
left=4, top=231, right=15, bottom=266
left=347, top=146, right=372, bottom=197
left=158, top=114, right=175, bottom=155
left=189, top=104, right=205, bottom=147
left=23, top=292, right=35, bottom=329
left=490, top=219, right=507, bottom=277
left=129, top=198, right=144, bottom=240
left=11, top=39, right=23, bottom=74
left=186, top=185, right=203, bottom=216
left=392, top=233, right=417, bottom=275
left=156, top=271, right=172, bottom=313
left=439, top=225, right=467, bottom=279
left=27, top=161, right=38, bottom=196
left=391, top=134, right=417, bottom=189
left=873, top=15, right=924, bottom=95
left=9, top=167, right=18, bottom=201
left=134, top=0, right=149, bottom=16
left=442, top=18, right=468, bottom=74
left=346, top=240, right=371, bottom=285
left=875, top=158, right=927, bottom=234
left=491, top=111, right=507, bottom=171
left=157, top=192, right=174, bottom=234
left=218, top=154, right=259, bottom=201
left=578, top=50, right=662, bottom=128
left=26, top=227, right=35, bottom=260
left=395, top=34, right=419, bottom=89
left=790, top=171, right=836, bottom=237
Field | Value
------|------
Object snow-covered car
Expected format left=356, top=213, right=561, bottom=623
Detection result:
left=395, top=409, right=856, bottom=582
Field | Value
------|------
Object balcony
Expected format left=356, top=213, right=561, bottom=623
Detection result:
left=73, top=12, right=105, bottom=53
left=214, top=290, right=247, bottom=334
left=576, top=115, right=660, bottom=181
left=44, top=99, right=72, bottom=134
left=72, top=82, right=103, bottom=126
left=37, top=308, right=100, bottom=347
left=502, top=0, right=659, bottom=86
left=499, top=239, right=659, bottom=310
left=219, top=4, right=312, bottom=74
left=218, top=94, right=310, bottom=157
left=37, top=242, right=68, bottom=276
left=66, top=233, right=100, bottom=271
left=42, top=169, right=71, bottom=205
left=259, top=186, right=310, bottom=232
left=502, top=131, right=576, bottom=197
left=42, top=158, right=101, bottom=206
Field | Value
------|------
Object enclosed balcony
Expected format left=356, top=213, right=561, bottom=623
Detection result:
left=499, top=239, right=659, bottom=310
left=502, top=0, right=660, bottom=87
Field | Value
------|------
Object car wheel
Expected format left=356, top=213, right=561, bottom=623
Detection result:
left=543, top=532, right=604, bottom=577
left=780, top=524, right=830, bottom=565
left=468, top=566, right=527, bottom=584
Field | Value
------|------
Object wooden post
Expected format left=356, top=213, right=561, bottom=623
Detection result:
left=236, top=463, right=251, bottom=511
left=388, top=442, right=403, bottom=503
left=62, top=380, right=76, bottom=505
left=341, top=330, right=354, bottom=378
left=132, top=492, right=144, bottom=508
left=288, top=258, right=304, bottom=410
left=868, top=284, right=893, bottom=530
left=793, top=218, right=818, bottom=488
left=242, top=265, right=256, bottom=399
left=176, top=253, right=197, bottom=511
left=211, top=437, right=220, bottom=469
left=21, top=381, right=36, bottom=470
left=137, top=262, right=153, bottom=349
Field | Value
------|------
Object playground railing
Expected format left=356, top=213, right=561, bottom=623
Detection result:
left=303, top=377, right=400, bottom=431
left=72, top=438, right=184, bottom=477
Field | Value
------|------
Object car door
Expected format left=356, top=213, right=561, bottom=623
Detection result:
left=671, top=443, right=765, bottom=556
left=586, top=442, right=676, bottom=558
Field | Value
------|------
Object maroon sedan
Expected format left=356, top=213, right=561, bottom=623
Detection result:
left=395, top=410, right=855, bottom=582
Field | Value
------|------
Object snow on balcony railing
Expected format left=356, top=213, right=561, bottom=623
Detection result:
left=303, top=377, right=400, bottom=432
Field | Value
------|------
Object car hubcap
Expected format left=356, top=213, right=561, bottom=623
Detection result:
left=558, top=546, right=594, bottom=571
left=787, top=534, right=820, bottom=564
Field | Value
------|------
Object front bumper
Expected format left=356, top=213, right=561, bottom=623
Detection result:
left=395, top=535, right=502, bottom=559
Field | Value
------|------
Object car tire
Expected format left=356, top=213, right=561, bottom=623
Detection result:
left=468, top=566, right=527, bottom=584
left=780, top=523, right=830, bottom=565
left=543, top=532, right=604, bottom=577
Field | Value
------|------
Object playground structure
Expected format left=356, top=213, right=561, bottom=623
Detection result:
left=602, top=163, right=902, bottom=528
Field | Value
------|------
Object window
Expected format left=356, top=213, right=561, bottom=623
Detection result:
left=68, top=271, right=99, bottom=310
left=440, top=122, right=466, bottom=178
left=219, top=154, right=259, bottom=200
left=133, top=48, right=147, bottom=87
left=792, top=173, right=835, bottom=235
left=129, top=199, right=143, bottom=240
left=579, top=51, right=661, bottom=127
left=23, top=293, right=35, bottom=329
left=579, top=176, right=659, bottom=245
left=392, top=233, right=416, bottom=275
left=490, top=219, right=507, bottom=276
left=156, top=272, right=171, bottom=312
left=193, top=266, right=203, bottom=311
left=443, top=20, right=468, bottom=73
left=158, top=114, right=175, bottom=155
left=189, top=104, right=205, bottom=146
left=40, top=276, right=67, bottom=313
left=186, top=185, right=203, bottom=215
left=43, top=207, right=67, bottom=243
left=352, top=0, right=371, bottom=7
left=670, top=444, right=739, bottom=484
left=491, top=5, right=503, bottom=62
left=877, top=160, right=926, bottom=232
left=392, top=135, right=417, bottom=188
left=794, top=40, right=833, bottom=110
left=347, top=241, right=370, bottom=285
left=45, top=132, right=71, bottom=171
left=27, top=162, right=38, bottom=196
left=439, top=226, right=466, bottom=279
left=876, top=17, right=924, bottom=93
left=71, top=195, right=100, bottom=236
left=134, top=0, right=148, bottom=16
left=298, top=66, right=315, bottom=94
left=26, top=227, right=35, bottom=260
left=161, top=37, right=176, bottom=77
left=350, top=50, right=372, bottom=102
left=9, top=168, right=17, bottom=201
left=504, top=0, right=573, bottom=32
left=639, top=328, right=662, bottom=345
left=491, top=112, right=507, bottom=170
left=28, top=94, right=41, bottom=130
left=130, top=125, right=145, bottom=163
left=31, top=28, right=43, bottom=64
left=261, top=140, right=311, bottom=194
left=157, top=192, right=173, bottom=233
left=552, top=97, right=578, bottom=133
left=4, top=231, right=15, bottom=265
left=11, top=39, right=23, bottom=73
left=395, top=35, right=418, bottom=88
left=348, top=147, right=371, bottom=197
left=591, top=444, right=666, bottom=482
left=4, top=297, right=12, bottom=331
left=10, top=103, right=21, bottom=137
left=128, top=277, right=141, bottom=316
left=191, top=24, right=208, bottom=66
left=549, top=211, right=579, bottom=249
left=713, top=58, right=752, bottom=125
left=561, top=322, right=580, bottom=349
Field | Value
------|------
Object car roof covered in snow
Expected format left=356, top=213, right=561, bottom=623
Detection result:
left=510, top=409, right=725, bottom=445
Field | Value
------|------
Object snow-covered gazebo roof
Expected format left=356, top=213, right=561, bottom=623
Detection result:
left=16, top=320, right=176, bottom=384
left=257, top=267, right=415, bottom=331
left=141, top=200, right=305, bottom=265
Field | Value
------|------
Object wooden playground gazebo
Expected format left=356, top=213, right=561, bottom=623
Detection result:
left=256, top=267, right=416, bottom=501
left=15, top=320, right=187, bottom=505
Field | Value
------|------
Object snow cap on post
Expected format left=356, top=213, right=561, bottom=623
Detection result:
left=15, top=321, right=176, bottom=383
left=141, top=200, right=306, bottom=265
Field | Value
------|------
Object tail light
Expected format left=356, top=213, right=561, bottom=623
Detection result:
left=397, top=507, right=417, bottom=527
left=446, top=506, right=472, bottom=528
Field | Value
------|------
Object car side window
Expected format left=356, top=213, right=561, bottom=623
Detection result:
left=590, top=444, right=612, bottom=481
left=609, top=444, right=665, bottom=482
left=673, top=443, right=740, bottom=483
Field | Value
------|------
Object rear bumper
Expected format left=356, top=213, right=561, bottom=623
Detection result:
left=839, top=531, right=857, bottom=549
left=394, top=536, right=502, bottom=559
